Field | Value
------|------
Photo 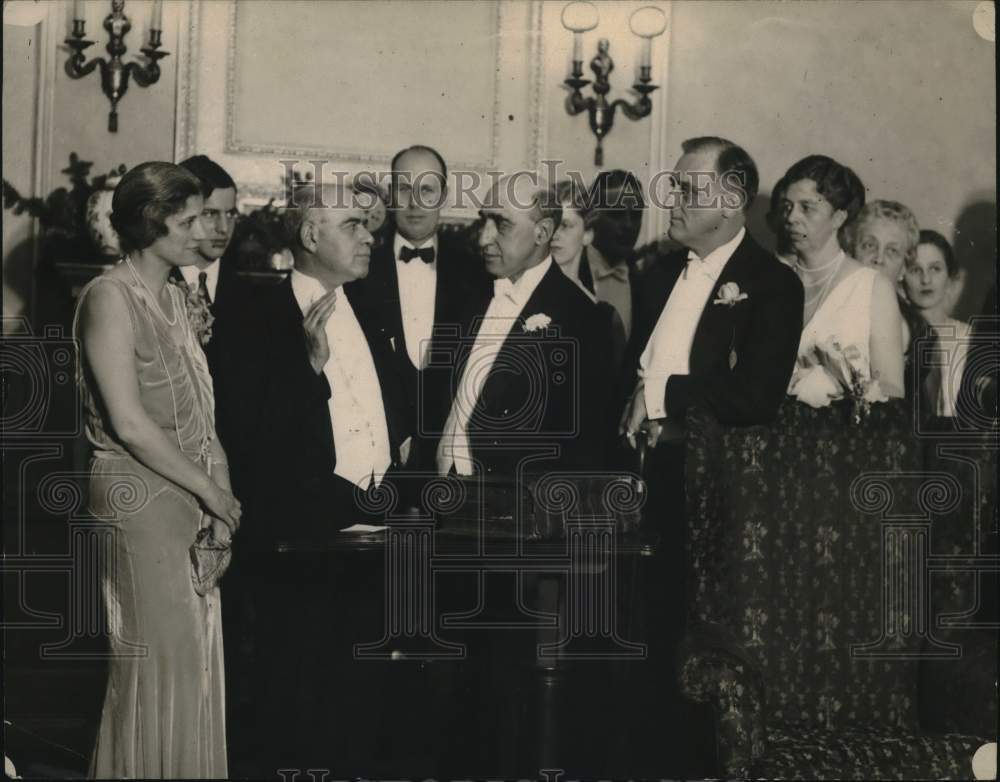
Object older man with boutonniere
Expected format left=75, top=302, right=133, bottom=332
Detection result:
left=435, top=174, right=614, bottom=481
left=616, top=136, right=804, bottom=777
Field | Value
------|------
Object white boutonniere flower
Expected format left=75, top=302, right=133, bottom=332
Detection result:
left=522, top=313, right=552, bottom=333
left=713, top=282, right=748, bottom=307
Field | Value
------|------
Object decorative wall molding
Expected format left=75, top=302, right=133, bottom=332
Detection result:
left=526, top=0, right=546, bottom=171
left=175, top=0, right=546, bottom=208
left=223, top=2, right=511, bottom=171
left=35, top=3, right=59, bottom=199
left=172, top=0, right=201, bottom=162
left=645, top=1, right=672, bottom=244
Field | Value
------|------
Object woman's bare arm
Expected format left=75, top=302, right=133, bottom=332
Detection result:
left=79, top=282, right=240, bottom=525
left=869, top=272, right=905, bottom=398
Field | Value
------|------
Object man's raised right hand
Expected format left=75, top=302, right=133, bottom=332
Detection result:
left=303, top=290, right=338, bottom=374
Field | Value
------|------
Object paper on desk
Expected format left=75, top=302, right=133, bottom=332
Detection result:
left=340, top=523, right=388, bottom=533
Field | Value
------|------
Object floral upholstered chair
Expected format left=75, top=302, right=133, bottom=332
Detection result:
left=677, top=399, right=994, bottom=780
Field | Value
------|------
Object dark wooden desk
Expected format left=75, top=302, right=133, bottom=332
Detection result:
left=223, top=522, right=693, bottom=779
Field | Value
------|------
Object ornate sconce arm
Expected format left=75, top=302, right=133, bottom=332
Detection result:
left=65, top=22, right=100, bottom=79
left=565, top=83, right=594, bottom=117
left=560, top=3, right=666, bottom=166
left=62, top=0, right=169, bottom=133
left=614, top=79, right=659, bottom=121
left=131, top=46, right=169, bottom=88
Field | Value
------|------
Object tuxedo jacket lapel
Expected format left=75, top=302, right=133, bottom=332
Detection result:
left=625, top=256, right=684, bottom=380
left=474, top=263, right=561, bottom=416
left=369, top=233, right=475, bottom=367
left=624, top=237, right=762, bottom=401
left=432, top=237, right=453, bottom=332
left=272, top=279, right=408, bottom=463
left=371, top=240, right=407, bottom=355
left=269, top=279, right=338, bottom=468
left=452, top=283, right=493, bottom=388
left=213, top=261, right=239, bottom=316
left=688, top=233, right=756, bottom=376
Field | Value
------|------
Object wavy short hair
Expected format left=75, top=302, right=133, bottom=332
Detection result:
left=782, top=154, right=866, bottom=222
left=918, top=229, right=959, bottom=277
left=110, top=162, right=204, bottom=254
left=280, top=182, right=362, bottom=251
left=847, top=199, right=921, bottom=264
left=553, top=179, right=597, bottom=229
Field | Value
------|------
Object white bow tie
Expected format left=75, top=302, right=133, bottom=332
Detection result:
left=493, top=277, right=517, bottom=303
left=684, top=253, right=714, bottom=280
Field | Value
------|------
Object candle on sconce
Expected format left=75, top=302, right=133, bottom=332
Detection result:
left=629, top=6, right=667, bottom=72
left=151, top=0, right=163, bottom=31
left=641, top=37, right=653, bottom=69
left=72, top=0, right=84, bottom=23
left=561, top=2, right=598, bottom=65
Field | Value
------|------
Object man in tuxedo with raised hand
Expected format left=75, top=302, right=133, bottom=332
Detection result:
left=216, top=181, right=411, bottom=543
left=618, top=136, right=803, bottom=777
left=359, top=144, right=489, bottom=474
left=435, top=174, right=613, bottom=481
left=214, top=181, right=412, bottom=774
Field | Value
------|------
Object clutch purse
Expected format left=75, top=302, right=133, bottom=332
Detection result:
left=189, top=523, right=232, bottom=597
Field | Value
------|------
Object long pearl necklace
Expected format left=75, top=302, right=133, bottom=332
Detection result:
left=794, top=249, right=843, bottom=275
left=125, top=255, right=177, bottom=326
left=797, top=251, right=846, bottom=314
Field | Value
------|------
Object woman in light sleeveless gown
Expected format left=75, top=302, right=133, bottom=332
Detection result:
left=74, top=162, right=242, bottom=779
left=902, top=230, right=972, bottom=417
left=776, top=156, right=905, bottom=405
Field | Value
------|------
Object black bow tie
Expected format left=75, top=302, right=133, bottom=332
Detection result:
left=399, top=245, right=435, bottom=264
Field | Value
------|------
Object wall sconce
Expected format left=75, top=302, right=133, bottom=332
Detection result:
left=562, top=3, right=667, bottom=166
left=64, top=0, right=170, bottom=133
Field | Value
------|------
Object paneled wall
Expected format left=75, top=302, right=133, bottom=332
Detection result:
left=661, top=0, right=997, bottom=317
left=4, top=0, right=996, bottom=323
left=3, top=18, right=43, bottom=326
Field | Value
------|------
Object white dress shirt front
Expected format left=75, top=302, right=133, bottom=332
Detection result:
left=394, top=233, right=438, bottom=370
left=180, top=258, right=222, bottom=302
left=639, top=227, right=745, bottom=419
left=291, top=270, right=392, bottom=489
left=438, top=258, right=552, bottom=475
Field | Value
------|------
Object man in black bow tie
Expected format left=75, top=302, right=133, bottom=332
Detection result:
left=357, top=144, right=490, bottom=474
